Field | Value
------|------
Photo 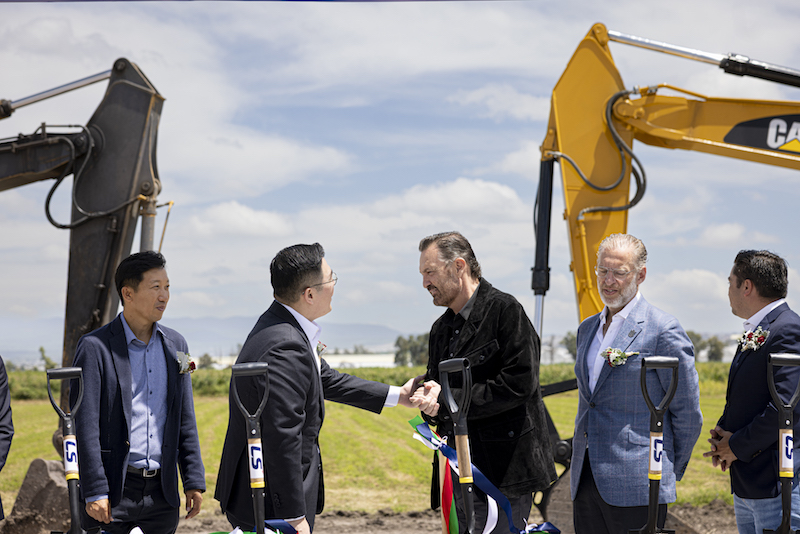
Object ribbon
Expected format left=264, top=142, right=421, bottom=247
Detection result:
left=409, top=416, right=560, bottom=534
left=216, top=519, right=298, bottom=534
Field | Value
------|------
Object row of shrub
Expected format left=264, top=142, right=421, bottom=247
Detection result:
left=6, top=361, right=732, bottom=401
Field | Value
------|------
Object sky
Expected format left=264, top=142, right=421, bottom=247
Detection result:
left=2, top=0, right=800, bottom=362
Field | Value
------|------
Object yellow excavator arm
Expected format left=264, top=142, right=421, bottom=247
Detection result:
left=533, top=23, right=800, bottom=328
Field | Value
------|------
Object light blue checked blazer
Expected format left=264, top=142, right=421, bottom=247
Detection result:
left=570, top=296, right=703, bottom=507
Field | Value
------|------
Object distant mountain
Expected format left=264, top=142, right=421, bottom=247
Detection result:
left=0, top=315, right=403, bottom=365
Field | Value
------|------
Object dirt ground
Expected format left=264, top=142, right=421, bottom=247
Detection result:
left=176, top=499, right=738, bottom=534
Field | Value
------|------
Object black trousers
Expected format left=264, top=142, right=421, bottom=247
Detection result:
left=453, top=483, right=533, bottom=534
left=85, top=472, right=179, bottom=534
left=573, top=451, right=667, bottom=534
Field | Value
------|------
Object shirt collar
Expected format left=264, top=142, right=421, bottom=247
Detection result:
left=744, top=298, right=785, bottom=331
left=119, top=312, right=162, bottom=346
left=457, top=280, right=481, bottom=321
left=279, top=302, right=322, bottom=350
left=599, top=290, right=642, bottom=327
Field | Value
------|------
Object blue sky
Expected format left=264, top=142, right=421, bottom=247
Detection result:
left=2, top=1, right=800, bottom=361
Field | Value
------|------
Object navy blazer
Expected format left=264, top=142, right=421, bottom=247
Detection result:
left=571, top=296, right=702, bottom=507
left=214, top=301, right=389, bottom=530
left=719, top=302, right=800, bottom=499
left=70, top=315, right=206, bottom=512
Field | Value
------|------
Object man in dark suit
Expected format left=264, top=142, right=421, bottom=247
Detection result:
left=71, top=251, right=205, bottom=534
left=214, top=243, right=440, bottom=534
left=706, top=250, right=800, bottom=533
left=419, top=231, right=556, bottom=534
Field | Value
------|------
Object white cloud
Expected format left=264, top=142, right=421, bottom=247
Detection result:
left=188, top=201, right=294, bottom=238
left=448, top=84, right=550, bottom=122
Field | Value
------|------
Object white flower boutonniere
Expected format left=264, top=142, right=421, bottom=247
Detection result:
left=177, top=351, right=196, bottom=374
left=739, top=326, right=769, bottom=352
left=603, top=347, right=639, bottom=367
left=316, top=341, right=327, bottom=357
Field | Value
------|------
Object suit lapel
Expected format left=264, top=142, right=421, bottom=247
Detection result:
left=592, top=302, right=644, bottom=394
left=729, top=303, right=788, bottom=383
left=109, top=316, right=133, bottom=427
left=576, top=315, right=601, bottom=394
left=160, top=330, right=177, bottom=410
left=269, top=301, right=325, bottom=419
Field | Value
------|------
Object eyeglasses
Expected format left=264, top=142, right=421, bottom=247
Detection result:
left=308, top=272, right=338, bottom=290
left=594, top=266, right=634, bottom=280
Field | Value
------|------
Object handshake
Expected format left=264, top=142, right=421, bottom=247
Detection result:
left=399, top=375, right=441, bottom=416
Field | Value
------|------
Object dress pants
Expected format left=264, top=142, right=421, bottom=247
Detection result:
left=86, top=471, right=179, bottom=534
left=573, top=451, right=666, bottom=534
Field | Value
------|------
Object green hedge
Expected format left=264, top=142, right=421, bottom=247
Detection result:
left=6, top=361, right=732, bottom=401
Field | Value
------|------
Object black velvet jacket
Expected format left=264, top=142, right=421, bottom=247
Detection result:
left=425, top=279, right=556, bottom=497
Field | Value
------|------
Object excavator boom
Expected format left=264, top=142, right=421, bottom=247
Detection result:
left=0, top=58, right=163, bottom=409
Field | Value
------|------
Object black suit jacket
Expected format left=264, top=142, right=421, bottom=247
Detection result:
left=214, top=301, right=390, bottom=530
left=424, top=280, right=556, bottom=497
left=719, top=302, right=800, bottom=498
left=69, top=315, right=206, bottom=513
left=0, top=356, right=13, bottom=519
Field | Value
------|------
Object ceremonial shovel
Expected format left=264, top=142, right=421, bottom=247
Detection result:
left=765, top=354, right=800, bottom=534
left=231, top=362, right=271, bottom=534
left=630, top=356, right=679, bottom=534
left=440, top=358, right=475, bottom=534
left=47, top=367, right=86, bottom=534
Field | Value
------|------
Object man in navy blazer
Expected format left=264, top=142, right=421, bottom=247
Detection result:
left=70, top=251, right=205, bottom=534
left=571, top=234, right=702, bottom=533
left=706, top=250, right=800, bottom=533
left=214, top=243, right=440, bottom=534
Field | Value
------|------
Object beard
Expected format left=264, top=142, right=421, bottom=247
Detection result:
left=428, top=273, right=460, bottom=308
left=599, top=278, right=638, bottom=311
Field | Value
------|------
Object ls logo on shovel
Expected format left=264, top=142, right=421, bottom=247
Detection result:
left=780, top=429, right=794, bottom=477
left=648, top=434, right=664, bottom=480
left=248, top=438, right=265, bottom=488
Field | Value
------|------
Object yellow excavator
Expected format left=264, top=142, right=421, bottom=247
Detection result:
left=532, top=22, right=800, bottom=332
left=533, top=24, right=800, bottom=530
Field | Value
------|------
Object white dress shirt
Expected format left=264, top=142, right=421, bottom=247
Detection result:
left=587, top=291, right=642, bottom=393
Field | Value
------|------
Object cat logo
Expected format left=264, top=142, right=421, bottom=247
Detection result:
left=724, top=114, right=800, bottom=154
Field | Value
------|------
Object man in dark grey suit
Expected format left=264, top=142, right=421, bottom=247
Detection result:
left=214, top=243, right=440, bottom=534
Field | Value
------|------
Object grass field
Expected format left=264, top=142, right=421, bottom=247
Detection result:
left=0, top=364, right=734, bottom=513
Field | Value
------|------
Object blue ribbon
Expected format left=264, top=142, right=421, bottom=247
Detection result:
left=412, top=420, right=560, bottom=534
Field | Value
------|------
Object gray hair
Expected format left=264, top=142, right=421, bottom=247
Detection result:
left=419, top=231, right=482, bottom=280
left=597, top=233, right=647, bottom=271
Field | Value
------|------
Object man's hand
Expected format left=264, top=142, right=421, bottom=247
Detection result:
left=86, top=498, right=112, bottom=523
left=399, top=375, right=441, bottom=416
left=703, top=426, right=737, bottom=471
left=288, top=517, right=311, bottom=534
left=185, top=489, right=203, bottom=519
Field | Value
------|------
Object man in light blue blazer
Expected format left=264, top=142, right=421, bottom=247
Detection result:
left=570, top=234, right=702, bottom=533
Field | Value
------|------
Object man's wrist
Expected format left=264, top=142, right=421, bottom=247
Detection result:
left=87, top=494, right=108, bottom=503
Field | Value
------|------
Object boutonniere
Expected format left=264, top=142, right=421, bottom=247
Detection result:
left=602, top=347, right=639, bottom=367
left=316, top=341, right=327, bottom=357
left=177, top=351, right=196, bottom=374
left=739, top=326, right=769, bottom=352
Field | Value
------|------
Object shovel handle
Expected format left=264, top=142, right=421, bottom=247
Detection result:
left=640, top=357, right=679, bottom=419
left=768, top=354, right=800, bottom=411
left=231, top=362, right=270, bottom=421
left=47, top=367, right=84, bottom=420
left=439, top=358, right=472, bottom=434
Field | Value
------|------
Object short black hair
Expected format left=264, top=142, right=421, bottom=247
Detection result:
left=732, top=250, right=788, bottom=299
left=419, top=231, right=482, bottom=280
left=270, top=243, right=325, bottom=302
left=115, top=251, right=167, bottom=301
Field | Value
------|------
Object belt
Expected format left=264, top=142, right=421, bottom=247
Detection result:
left=127, top=465, right=160, bottom=478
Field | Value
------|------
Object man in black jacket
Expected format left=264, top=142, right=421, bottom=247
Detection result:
left=419, top=232, right=556, bottom=534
